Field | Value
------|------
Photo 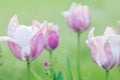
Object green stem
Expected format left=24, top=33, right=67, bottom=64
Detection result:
left=77, top=32, right=81, bottom=80
left=27, top=62, right=31, bottom=80
left=49, top=51, right=53, bottom=80
left=118, top=66, right=120, bottom=79
left=105, top=70, right=109, bottom=80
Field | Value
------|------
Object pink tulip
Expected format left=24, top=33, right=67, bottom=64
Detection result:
left=0, top=15, right=45, bottom=62
left=86, top=27, right=120, bottom=70
left=43, top=21, right=59, bottom=51
left=63, top=3, right=91, bottom=32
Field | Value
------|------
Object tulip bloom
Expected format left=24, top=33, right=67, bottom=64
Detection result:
left=0, top=15, right=45, bottom=62
left=44, top=22, right=59, bottom=51
left=63, top=3, right=91, bottom=32
left=86, top=27, right=120, bottom=70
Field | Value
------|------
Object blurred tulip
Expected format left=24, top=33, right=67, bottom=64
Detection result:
left=41, top=21, right=59, bottom=80
left=63, top=3, right=91, bottom=32
left=44, top=21, right=59, bottom=51
left=86, top=27, right=120, bottom=70
left=0, top=15, right=45, bottom=62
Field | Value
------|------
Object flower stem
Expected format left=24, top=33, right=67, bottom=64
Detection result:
left=49, top=51, right=54, bottom=80
left=118, top=66, right=120, bottom=79
left=105, top=70, right=109, bottom=80
left=27, top=62, right=31, bottom=80
left=77, top=32, right=81, bottom=80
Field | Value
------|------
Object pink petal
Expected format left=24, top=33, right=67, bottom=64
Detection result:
left=46, top=31, right=59, bottom=50
left=103, top=42, right=113, bottom=70
left=30, top=31, right=45, bottom=60
left=0, top=36, right=21, bottom=60
left=8, top=41, right=21, bottom=60
left=8, top=15, right=19, bottom=38
left=87, top=36, right=112, bottom=69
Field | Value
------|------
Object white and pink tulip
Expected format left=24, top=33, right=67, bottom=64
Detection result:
left=86, top=27, right=120, bottom=70
left=0, top=15, right=45, bottom=62
left=63, top=3, right=91, bottom=32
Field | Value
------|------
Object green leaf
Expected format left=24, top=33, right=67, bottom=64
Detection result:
left=31, top=68, right=43, bottom=80
left=66, top=54, right=73, bottom=80
left=53, top=74, right=57, bottom=80
left=56, top=71, right=64, bottom=80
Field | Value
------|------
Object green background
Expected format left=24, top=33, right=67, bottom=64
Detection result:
left=0, top=0, right=120, bottom=80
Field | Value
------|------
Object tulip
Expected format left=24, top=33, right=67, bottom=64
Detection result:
left=62, top=3, right=91, bottom=32
left=63, top=3, right=91, bottom=80
left=44, top=22, right=59, bottom=51
left=0, top=15, right=45, bottom=80
left=86, top=27, right=120, bottom=80
left=41, top=21, right=59, bottom=80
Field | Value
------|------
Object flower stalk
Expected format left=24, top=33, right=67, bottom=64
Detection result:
left=77, top=32, right=81, bottom=80
left=27, top=62, right=31, bottom=80
left=49, top=51, right=54, bottom=80
left=118, top=66, right=120, bottom=79
left=105, top=70, right=109, bottom=80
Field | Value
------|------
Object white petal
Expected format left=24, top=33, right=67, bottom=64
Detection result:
left=88, top=27, right=95, bottom=40
left=62, top=11, right=69, bottom=19
left=83, top=6, right=91, bottom=26
left=32, top=20, right=41, bottom=29
left=86, top=27, right=95, bottom=47
left=108, top=35, right=120, bottom=68
left=104, top=27, right=117, bottom=37
left=0, top=36, right=15, bottom=42
left=14, top=25, right=37, bottom=48
left=21, top=46, right=31, bottom=61
left=8, top=15, right=19, bottom=38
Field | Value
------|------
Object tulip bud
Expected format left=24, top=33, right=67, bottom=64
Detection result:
left=44, top=61, right=49, bottom=67
left=44, top=22, right=59, bottom=51
left=63, top=3, right=91, bottom=32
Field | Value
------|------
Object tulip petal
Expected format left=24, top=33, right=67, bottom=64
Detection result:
left=0, top=36, right=14, bottom=42
left=46, top=31, right=59, bottom=50
left=107, top=35, right=120, bottom=68
left=83, top=6, right=91, bottom=27
left=62, top=11, right=69, bottom=19
left=14, top=25, right=36, bottom=48
left=8, top=41, right=21, bottom=60
left=0, top=36, right=21, bottom=60
left=86, top=27, right=95, bottom=42
left=87, top=36, right=107, bottom=67
left=103, top=42, right=113, bottom=70
left=104, top=27, right=117, bottom=37
left=8, top=15, right=19, bottom=38
left=30, top=30, right=45, bottom=60
left=32, top=20, right=41, bottom=29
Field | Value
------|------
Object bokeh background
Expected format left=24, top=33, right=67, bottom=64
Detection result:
left=0, top=0, right=120, bottom=80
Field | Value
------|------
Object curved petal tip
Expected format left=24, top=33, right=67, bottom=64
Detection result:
left=8, top=15, right=19, bottom=38
left=88, top=27, right=95, bottom=39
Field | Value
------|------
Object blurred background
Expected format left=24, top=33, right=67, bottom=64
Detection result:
left=0, top=0, right=120, bottom=80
